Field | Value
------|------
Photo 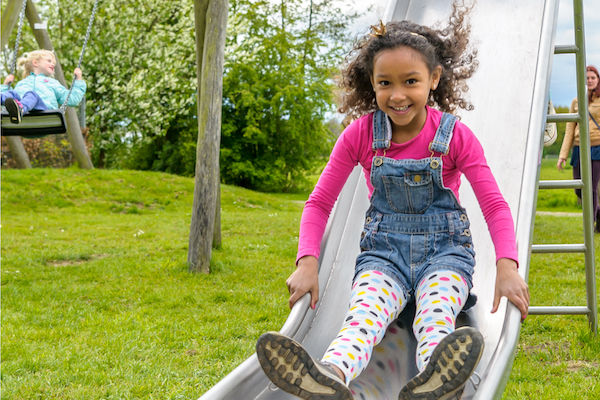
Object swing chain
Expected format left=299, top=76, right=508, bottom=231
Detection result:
left=61, top=0, right=100, bottom=112
left=10, top=0, right=28, bottom=77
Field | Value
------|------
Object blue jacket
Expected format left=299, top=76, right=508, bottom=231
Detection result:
left=1, top=73, right=87, bottom=109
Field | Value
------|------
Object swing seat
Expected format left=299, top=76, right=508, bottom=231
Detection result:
left=1, top=109, right=67, bottom=138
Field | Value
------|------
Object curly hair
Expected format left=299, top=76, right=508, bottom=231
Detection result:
left=338, top=1, right=478, bottom=118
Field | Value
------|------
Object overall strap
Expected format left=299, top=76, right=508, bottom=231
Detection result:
left=429, top=112, right=458, bottom=155
left=372, top=110, right=392, bottom=150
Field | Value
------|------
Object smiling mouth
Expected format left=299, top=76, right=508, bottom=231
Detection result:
left=391, top=105, right=410, bottom=112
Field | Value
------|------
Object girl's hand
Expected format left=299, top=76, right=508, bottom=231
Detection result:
left=286, top=256, right=319, bottom=309
left=492, top=258, right=530, bottom=321
left=3, top=74, right=15, bottom=85
left=74, top=68, right=83, bottom=80
left=557, top=158, right=566, bottom=170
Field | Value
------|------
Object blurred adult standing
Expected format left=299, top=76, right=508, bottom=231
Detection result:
left=557, top=65, right=600, bottom=233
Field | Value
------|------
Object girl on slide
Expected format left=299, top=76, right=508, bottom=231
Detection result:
left=256, top=2, right=529, bottom=399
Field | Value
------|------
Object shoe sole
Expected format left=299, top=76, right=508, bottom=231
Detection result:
left=398, top=327, right=484, bottom=400
left=256, top=332, right=353, bottom=400
left=4, top=98, right=22, bottom=124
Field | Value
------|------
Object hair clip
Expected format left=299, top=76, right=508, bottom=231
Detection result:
left=409, top=31, right=427, bottom=40
left=369, top=21, right=387, bottom=37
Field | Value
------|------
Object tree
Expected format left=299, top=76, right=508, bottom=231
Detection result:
left=187, top=0, right=228, bottom=273
left=1, top=0, right=356, bottom=180
left=220, top=0, right=355, bottom=192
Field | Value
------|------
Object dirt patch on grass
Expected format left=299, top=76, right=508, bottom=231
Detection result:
left=565, top=360, right=600, bottom=372
left=520, top=341, right=571, bottom=353
left=48, top=254, right=109, bottom=267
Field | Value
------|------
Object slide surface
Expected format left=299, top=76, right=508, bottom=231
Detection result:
left=200, top=0, right=558, bottom=398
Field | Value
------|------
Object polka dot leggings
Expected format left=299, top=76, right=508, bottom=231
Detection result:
left=413, top=271, right=469, bottom=371
left=321, top=269, right=468, bottom=384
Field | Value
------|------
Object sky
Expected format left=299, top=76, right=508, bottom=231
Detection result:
left=351, top=0, right=599, bottom=107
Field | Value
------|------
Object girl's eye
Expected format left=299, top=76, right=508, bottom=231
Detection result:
left=406, top=79, right=417, bottom=85
left=378, top=80, right=389, bottom=86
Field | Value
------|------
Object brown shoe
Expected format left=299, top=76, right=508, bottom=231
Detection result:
left=398, top=327, right=484, bottom=400
left=256, top=332, right=352, bottom=400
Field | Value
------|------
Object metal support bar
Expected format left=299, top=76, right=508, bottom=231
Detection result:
left=531, top=244, right=585, bottom=253
left=538, top=179, right=583, bottom=189
left=529, top=306, right=590, bottom=315
left=546, top=113, right=580, bottom=123
left=553, top=44, right=578, bottom=54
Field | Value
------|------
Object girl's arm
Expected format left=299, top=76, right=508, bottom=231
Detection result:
left=1, top=75, right=15, bottom=91
left=53, top=72, right=87, bottom=107
left=3, top=75, right=15, bottom=86
left=492, top=258, right=529, bottom=321
left=286, top=255, right=319, bottom=309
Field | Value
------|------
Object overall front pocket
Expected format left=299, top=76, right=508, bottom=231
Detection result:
left=382, top=172, right=433, bottom=214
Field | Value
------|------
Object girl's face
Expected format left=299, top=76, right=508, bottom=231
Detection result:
left=371, top=46, right=441, bottom=141
left=33, top=54, right=56, bottom=77
left=587, top=70, right=599, bottom=91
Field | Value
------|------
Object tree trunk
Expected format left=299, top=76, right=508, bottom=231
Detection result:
left=1, top=0, right=32, bottom=168
left=188, top=0, right=228, bottom=273
left=25, top=0, right=93, bottom=169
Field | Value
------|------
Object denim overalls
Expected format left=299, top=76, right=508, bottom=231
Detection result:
left=355, top=110, right=476, bottom=307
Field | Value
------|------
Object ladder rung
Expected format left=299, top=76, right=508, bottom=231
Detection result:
left=546, top=113, right=580, bottom=123
left=539, top=179, right=583, bottom=189
left=531, top=244, right=586, bottom=253
left=529, top=306, right=589, bottom=315
left=554, top=44, right=579, bottom=54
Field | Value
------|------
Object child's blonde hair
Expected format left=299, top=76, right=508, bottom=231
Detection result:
left=16, top=49, right=56, bottom=78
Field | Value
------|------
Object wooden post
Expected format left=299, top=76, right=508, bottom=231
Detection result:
left=188, top=0, right=228, bottom=273
left=1, top=0, right=24, bottom=45
left=25, top=0, right=93, bottom=169
left=1, top=0, right=32, bottom=169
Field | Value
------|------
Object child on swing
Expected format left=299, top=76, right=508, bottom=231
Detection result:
left=1, top=49, right=86, bottom=124
left=255, top=2, right=529, bottom=399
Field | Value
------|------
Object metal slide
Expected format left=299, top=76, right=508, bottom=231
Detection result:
left=200, top=0, right=558, bottom=398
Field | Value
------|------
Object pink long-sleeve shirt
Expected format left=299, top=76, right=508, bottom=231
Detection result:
left=297, top=107, right=518, bottom=265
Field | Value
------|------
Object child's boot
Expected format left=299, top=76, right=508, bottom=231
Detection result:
left=5, top=98, right=23, bottom=124
left=256, top=332, right=352, bottom=400
left=398, top=326, right=484, bottom=400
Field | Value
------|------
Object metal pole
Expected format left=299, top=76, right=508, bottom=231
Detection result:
left=573, top=0, right=597, bottom=334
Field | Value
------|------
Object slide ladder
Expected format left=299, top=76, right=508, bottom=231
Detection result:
left=529, top=0, right=597, bottom=334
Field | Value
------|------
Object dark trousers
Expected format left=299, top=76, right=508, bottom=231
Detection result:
left=573, top=159, right=600, bottom=223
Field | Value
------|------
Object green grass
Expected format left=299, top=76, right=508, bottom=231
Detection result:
left=1, top=161, right=598, bottom=399
left=505, top=159, right=600, bottom=399
left=2, top=168, right=301, bottom=399
left=536, top=159, right=581, bottom=212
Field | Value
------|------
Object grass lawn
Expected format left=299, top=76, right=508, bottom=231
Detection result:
left=1, top=159, right=598, bottom=399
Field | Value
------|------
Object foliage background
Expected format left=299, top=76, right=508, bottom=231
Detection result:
left=1, top=0, right=358, bottom=192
